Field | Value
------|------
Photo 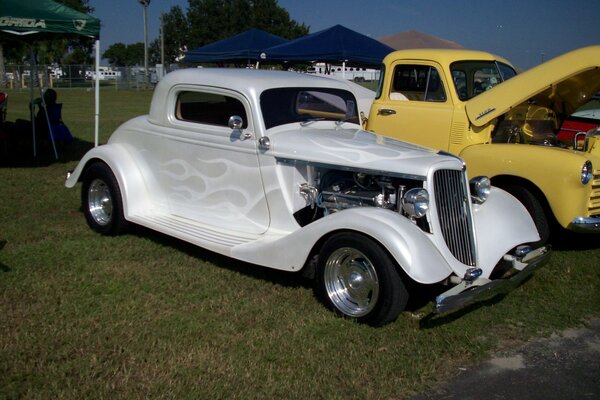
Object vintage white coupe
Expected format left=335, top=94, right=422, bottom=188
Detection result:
left=65, top=69, right=549, bottom=326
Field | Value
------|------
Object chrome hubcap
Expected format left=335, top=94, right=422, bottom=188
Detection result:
left=88, top=179, right=113, bottom=226
left=323, top=247, right=379, bottom=317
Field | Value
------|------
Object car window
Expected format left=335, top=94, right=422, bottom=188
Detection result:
left=260, top=87, right=359, bottom=129
left=175, top=91, right=247, bottom=128
left=450, top=61, right=517, bottom=101
left=390, top=65, right=447, bottom=102
left=497, top=62, right=517, bottom=81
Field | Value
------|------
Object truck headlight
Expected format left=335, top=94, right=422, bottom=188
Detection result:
left=402, top=188, right=429, bottom=218
left=470, top=176, right=491, bottom=204
left=581, top=160, right=593, bottom=185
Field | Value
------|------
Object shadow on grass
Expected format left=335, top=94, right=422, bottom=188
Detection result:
left=0, top=134, right=93, bottom=168
left=128, top=224, right=313, bottom=291
left=419, top=293, right=509, bottom=329
left=548, top=228, right=600, bottom=251
left=0, top=239, right=10, bottom=272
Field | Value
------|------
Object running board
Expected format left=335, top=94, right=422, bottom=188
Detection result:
left=129, top=211, right=261, bottom=249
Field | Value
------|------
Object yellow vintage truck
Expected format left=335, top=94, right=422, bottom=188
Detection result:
left=364, top=46, right=600, bottom=243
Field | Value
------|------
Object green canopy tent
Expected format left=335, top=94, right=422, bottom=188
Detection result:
left=0, top=0, right=101, bottom=158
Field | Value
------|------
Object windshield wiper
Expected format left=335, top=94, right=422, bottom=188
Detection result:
left=335, top=117, right=357, bottom=126
left=300, top=118, right=325, bottom=126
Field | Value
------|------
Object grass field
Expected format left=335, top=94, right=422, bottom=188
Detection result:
left=1, top=87, right=599, bottom=399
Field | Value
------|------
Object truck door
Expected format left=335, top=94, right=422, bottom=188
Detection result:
left=368, top=62, right=454, bottom=152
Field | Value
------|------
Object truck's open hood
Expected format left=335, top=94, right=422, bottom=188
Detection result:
left=466, top=46, right=600, bottom=127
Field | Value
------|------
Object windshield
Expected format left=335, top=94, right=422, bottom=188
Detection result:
left=260, top=87, right=359, bottom=129
left=450, top=61, right=517, bottom=101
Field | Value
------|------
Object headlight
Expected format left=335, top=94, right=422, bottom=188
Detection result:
left=470, top=176, right=491, bottom=204
left=581, top=160, right=593, bottom=185
left=402, top=188, right=429, bottom=218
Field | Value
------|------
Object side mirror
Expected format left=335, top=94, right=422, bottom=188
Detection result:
left=228, top=115, right=244, bottom=130
left=228, top=115, right=252, bottom=140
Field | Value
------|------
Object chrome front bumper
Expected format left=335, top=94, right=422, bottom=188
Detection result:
left=569, top=216, right=600, bottom=233
left=435, top=246, right=551, bottom=314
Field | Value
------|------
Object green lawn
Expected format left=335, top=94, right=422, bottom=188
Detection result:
left=1, top=87, right=599, bottom=399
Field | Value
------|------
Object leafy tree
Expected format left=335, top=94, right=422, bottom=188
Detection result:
left=156, top=0, right=309, bottom=64
left=103, top=43, right=128, bottom=67
left=127, top=43, right=145, bottom=66
left=102, top=42, right=146, bottom=67
left=154, top=5, right=190, bottom=64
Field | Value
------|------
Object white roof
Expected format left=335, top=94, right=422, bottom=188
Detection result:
left=149, top=68, right=370, bottom=126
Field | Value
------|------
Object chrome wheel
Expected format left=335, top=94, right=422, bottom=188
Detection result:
left=87, top=178, right=113, bottom=226
left=323, top=247, right=380, bottom=317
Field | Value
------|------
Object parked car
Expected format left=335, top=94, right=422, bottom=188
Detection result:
left=65, top=69, right=549, bottom=326
left=365, top=46, right=600, bottom=243
left=557, top=103, right=600, bottom=145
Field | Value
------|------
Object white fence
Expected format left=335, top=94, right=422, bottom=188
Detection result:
left=2, top=64, right=170, bottom=90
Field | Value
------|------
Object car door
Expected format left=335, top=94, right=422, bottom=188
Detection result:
left=155, top=86, right=270, bottom=235
left=368, top=61, right=454, bottom=152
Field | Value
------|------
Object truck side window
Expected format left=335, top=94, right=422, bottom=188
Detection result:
left=391, top=65, right=446, bottom=102
left=175, top=91, right=247, bottom=128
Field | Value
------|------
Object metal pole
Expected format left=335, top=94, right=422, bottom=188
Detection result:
left=95, top=39, right=100, bottom=147
left=143, top=4, right=148, bottom=88
left=160, top=12, right=165, bottom=74
left=139, top=0, right=151, bottom=88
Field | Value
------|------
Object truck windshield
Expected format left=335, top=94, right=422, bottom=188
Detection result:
left=260, top=87, right=359, bottom=129
left=450, top=61, right=517, bottom=101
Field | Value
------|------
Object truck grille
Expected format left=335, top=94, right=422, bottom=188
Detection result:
left=589, top=167, right=600, bottom=217
left=433, top=170, right=476, bottom=266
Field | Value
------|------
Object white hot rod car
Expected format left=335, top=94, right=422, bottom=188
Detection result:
left=65, top=69, right=549, bottom=326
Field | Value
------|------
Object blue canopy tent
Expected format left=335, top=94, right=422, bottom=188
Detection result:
left=184, top=28, right=288, bottom=65
left=261, top=24, right=394, bottom=70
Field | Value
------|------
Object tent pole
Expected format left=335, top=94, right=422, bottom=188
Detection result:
left=40, top=89, right=59, bottom=160
left=94, top=39, right=100, bottom=147
left=29, top=50, right=36, bottom=157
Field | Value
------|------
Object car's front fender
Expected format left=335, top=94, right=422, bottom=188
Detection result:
left=472, top=187, right=540, bottom=273
left=232, top=207, right=455, bottom=284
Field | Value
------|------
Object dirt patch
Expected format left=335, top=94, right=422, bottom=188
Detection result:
left=413, top=318, right=600, bottom=399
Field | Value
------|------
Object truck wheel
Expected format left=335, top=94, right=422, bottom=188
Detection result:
left=504, top=185, right=549, bottom=245
left=316, top=232, right=408, bottom=326
left=82, top=162, right=128, bottom=235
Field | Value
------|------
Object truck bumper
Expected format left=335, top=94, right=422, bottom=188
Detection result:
left=568, top=216, right=600, bottom=233
left=435, top=246, right=551, bottom=314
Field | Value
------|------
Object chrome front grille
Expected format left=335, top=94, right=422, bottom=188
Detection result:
left=589, top=168, right=600, bottom=217
left=433, top=170, right=476, bottom=266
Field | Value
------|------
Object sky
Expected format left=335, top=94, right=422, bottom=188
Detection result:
left=90, top=0, right=600, bottom=70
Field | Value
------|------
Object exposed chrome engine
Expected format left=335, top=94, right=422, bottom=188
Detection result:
left=317, top=171, right=401, bottom=213
left=295, top=169, right=428, bottom=227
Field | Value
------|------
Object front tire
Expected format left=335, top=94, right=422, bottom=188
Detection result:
left=316, top=232, right=408, bottom=326
left=81, top=162, right=128, bottom=235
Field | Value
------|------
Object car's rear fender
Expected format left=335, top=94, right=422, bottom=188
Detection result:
left=65, top=143, right=155, bottom=219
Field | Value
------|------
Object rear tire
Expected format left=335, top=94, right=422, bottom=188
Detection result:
left=316, top=232, right=408, bottom=326
left=81, top=162, right=128, bottom=235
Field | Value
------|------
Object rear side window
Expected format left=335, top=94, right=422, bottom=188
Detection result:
left=175, top=91, right=247, bottom=128
left=390, top=65, right=446, bottom=102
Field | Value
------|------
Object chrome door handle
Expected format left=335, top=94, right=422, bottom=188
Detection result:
left=378, top=109, right=396, bottom=116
